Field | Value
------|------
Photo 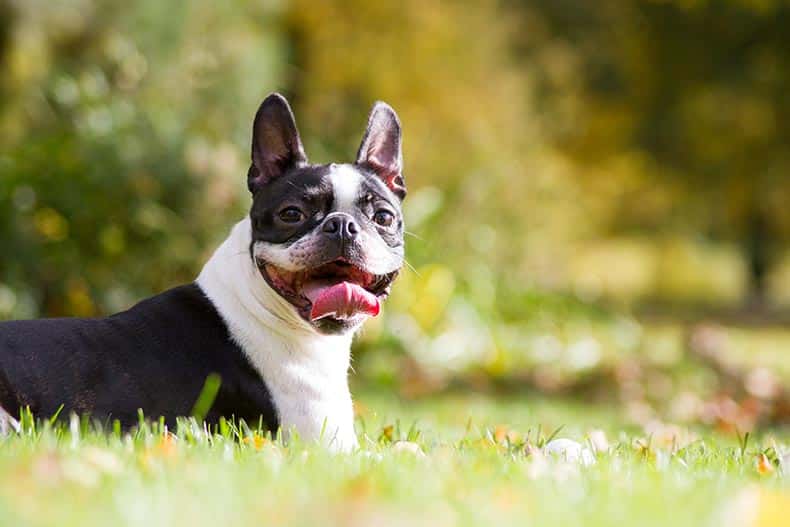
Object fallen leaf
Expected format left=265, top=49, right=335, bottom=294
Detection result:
left=756, top=453, right=775, bottom=476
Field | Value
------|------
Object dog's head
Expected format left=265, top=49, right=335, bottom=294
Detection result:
left=247, top=94, right=406, bottom=335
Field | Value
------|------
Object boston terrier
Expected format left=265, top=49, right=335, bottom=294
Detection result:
left=0, top=93, right=406, bottom=451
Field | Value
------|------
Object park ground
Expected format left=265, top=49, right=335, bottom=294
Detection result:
left=0, top=381, right=787, bottom=527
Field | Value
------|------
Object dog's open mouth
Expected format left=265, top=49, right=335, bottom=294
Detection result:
left=258, top=260, right=398, bottom=323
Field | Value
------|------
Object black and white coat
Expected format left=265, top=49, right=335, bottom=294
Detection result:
left=0, top=218, right=357, bottom=451
left=0, top=94, right=408, bottom=452
left=198, top=216, right=359, bottom=450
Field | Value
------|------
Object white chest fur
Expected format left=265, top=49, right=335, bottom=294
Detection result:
left=197, top=219, right=358, bottom=451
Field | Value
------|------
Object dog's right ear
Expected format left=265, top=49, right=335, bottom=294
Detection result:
left=248, top=93, right=308, bottom=193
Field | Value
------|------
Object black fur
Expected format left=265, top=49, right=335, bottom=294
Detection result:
left=248, top=93, right=308, bottom=192
left=0, top=284, right=278, bottom=429
left=356, top=102, right=405, bottom=199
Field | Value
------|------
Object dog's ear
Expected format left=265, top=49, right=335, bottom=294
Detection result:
left=248, top=93, right=308, bottom=193
left=356, top=102, right=405, bottom=200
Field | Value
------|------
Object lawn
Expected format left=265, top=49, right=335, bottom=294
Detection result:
left=0, top=390, right=787, bottom=527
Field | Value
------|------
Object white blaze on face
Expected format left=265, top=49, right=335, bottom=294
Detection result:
left=328, top=163, right=403, bottom=275
left=329, top=164, right=364, bottom=213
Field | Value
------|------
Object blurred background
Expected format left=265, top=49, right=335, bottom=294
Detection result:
left=1, top=0, right=788, bottom=432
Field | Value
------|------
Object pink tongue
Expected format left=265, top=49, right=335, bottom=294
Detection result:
left=304, top=281, right=380, bottom=321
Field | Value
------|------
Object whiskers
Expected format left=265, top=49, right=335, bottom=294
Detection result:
left=401, top=230, right=422, bottom=275
left=404, top=230, right=423, bottom=241
left=402, top=258, right=420, bottom=277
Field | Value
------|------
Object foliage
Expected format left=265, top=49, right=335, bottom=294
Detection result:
left=2, top=0, right=789, bottom=317
left=520, top=0, right=790, bottom=299
left=0, top=0, right=285, bottom=316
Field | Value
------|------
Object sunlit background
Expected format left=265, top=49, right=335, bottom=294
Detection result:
left=1, top=0, right=789, bottom=432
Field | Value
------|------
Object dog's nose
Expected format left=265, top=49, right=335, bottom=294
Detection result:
left=322, top=213, right=359, bottom=241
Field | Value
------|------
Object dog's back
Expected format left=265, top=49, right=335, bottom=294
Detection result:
left=0, top=284, right=278, bottom=428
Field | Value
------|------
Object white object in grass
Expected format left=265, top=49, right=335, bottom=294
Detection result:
left=391, top=440, right=426, bottom=458
left=543, top=438, right=595, bottom=466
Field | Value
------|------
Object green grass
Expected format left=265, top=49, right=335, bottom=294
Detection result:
left=0, top=391, right=787, bottom=527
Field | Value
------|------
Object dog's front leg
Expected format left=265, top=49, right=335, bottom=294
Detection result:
left=279, top=396, right=358, bottom=453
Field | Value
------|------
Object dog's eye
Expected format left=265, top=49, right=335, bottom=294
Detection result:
left=278, top=207, right=305, bottom=224
left=373, top=209, right=395, bottom=227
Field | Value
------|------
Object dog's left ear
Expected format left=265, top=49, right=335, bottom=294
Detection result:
left=356, top=102, right=406, bottom=200
left=248, top=93, right=308, bottom=193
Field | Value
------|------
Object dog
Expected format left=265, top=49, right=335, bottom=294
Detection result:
left=0, top=93, right=406, bottom=451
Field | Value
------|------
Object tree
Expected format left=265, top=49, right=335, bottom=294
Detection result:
left=516, top=0, right=790, bottom=306
left=0, top=0, right=286, bottom=317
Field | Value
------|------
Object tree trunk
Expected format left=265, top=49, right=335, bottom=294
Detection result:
left=745, top=209, right=770, bottom=309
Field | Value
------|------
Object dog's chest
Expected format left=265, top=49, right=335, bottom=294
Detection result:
left=206, top=295, right=358, bottom=451
left=196, top=222, right=358, bottom=451
left=236, top=331, right=358, bottom=452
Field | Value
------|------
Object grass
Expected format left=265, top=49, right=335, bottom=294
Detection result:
left=0, top=390, right=787, bottom=527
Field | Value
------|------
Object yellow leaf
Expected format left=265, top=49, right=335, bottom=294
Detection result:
left=756, top=453, right=774, bottom=476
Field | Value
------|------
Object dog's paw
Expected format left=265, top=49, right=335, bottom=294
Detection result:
left=326, top=432, right=359, bottom=453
